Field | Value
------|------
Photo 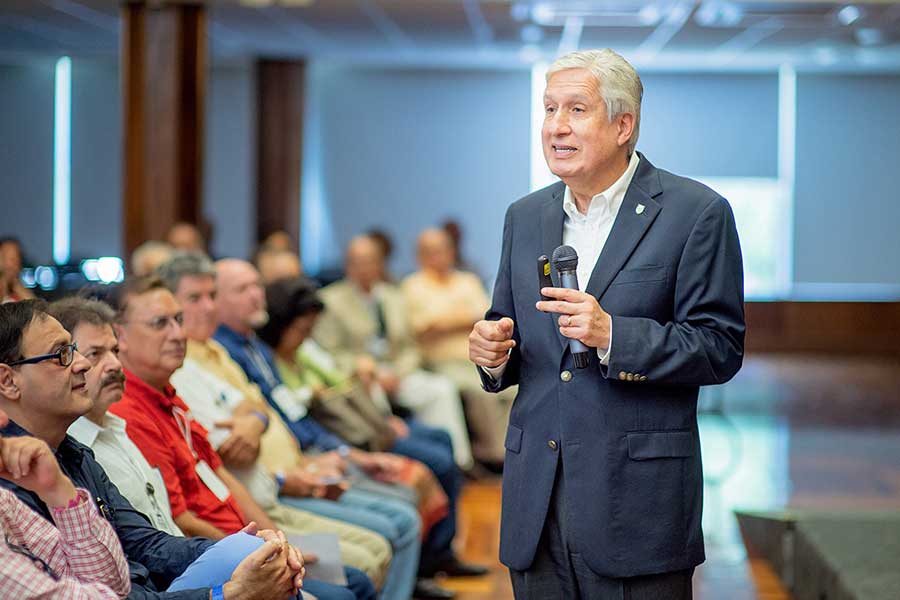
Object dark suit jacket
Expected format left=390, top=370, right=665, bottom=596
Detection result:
left=481, top=153, right=745, bottom=578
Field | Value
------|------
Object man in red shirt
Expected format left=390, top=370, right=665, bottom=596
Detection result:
left=110, top=277, right=267, bottom=538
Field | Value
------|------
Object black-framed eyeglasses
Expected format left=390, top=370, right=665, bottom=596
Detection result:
left=6, top=343, right=78, bottom=368
left=5, top=534, right=61, bottom=581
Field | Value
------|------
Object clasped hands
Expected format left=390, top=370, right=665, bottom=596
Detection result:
left=468, top=287, right=611, bottom=367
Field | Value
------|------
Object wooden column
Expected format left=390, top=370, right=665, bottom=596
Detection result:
left=256, top=59, right=305, bottom=253
left=122, top=1, right=207, bottom=259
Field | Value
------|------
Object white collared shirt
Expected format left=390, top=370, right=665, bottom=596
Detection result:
left=68, top=414, right=184, bottom=537
left=171, top=356, right=281, bottom=510
left=485, top=152, right=640, bottom=378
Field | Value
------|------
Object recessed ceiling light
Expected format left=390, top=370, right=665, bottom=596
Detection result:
left=510, top=2, right=530, bottom=22
left=521, top=24, right=544, bottom=44
left=837, top=5, right=861, bottom=26
left=638, top=5, right=661, bottom=26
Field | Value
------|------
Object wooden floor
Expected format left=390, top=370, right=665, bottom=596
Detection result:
left=438, top=353, right=900, bottom=599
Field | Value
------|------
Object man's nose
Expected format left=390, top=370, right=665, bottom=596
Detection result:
left=72, top=351, right=91, bottom=374
left=548, top=112, right=571, bottom=136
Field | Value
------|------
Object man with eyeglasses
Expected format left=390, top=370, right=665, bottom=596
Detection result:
left=108, top=276, right=375, bottom=600
left=0, top=298, right=336, bottom=599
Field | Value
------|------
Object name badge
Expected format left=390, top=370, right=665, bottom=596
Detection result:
left=271, top=384, right=310, bottom=422
left=195, top=460, right=231, bottom=503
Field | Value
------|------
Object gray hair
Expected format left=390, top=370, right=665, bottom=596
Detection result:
left=546, top=48, right=643, bottom=155
left=156, top=251, right=216, bottom=294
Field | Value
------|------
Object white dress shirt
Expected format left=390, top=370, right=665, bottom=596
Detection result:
left=171, top=358, right=281, bottom=510
left=68, top=414, right=184, bottom=537
left=485, top=152, right=641, bottom=379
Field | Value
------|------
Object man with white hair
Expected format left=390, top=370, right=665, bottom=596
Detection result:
left=468, top=49, right=745, bottom=598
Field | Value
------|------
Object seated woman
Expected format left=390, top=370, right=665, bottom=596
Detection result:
left=257, top=277, right=450, bottom=540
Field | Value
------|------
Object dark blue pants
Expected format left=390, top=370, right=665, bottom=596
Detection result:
left=509, top=462, right=693, bottom=600
left=390, top=420, right=460, bottom=569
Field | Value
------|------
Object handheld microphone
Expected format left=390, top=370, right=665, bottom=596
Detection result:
left=551, top=245, right=591, bottom=369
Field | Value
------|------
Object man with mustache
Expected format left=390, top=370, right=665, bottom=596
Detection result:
left=51, top=296, right=185, bottom=536
left=106, top=276, right=375, bottom=599
left=0, top=299, right=305, bottom=599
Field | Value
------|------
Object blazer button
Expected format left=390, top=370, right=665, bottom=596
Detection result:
left=618, top=371, right=627, bottom=381
left=627, top=373, right=635, bottom=381
left=639, top=375, right=648, bottom=382
left=560, top=370, right=572, bottom=382
left=548, top=440, right=558, bottom=450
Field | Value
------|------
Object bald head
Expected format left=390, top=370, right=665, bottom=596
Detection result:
left=417, top=227, right=455, bottom=276
left=215, top=259, right=268, bottom=334
left=345, top=235, right=385, bottom=291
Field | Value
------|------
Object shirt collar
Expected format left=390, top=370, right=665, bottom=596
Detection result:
left=123, top=368, right=181, bottom=411
left=562, top=152, right=641, bottom=223
left=67, top=413, right=128, bottom=447
left=215, top=323, right=253, bottom=347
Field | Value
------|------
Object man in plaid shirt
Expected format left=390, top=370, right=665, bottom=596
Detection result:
left=0, top=299, right=320, bottom=600
left=0, top=404, right=131, bottom=598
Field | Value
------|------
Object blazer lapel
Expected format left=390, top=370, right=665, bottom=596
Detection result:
left=539, top=184, right=568, bottom=352
left=584, top=155, right=663, bottom=301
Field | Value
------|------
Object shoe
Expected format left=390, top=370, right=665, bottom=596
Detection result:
left=427, top=556, right=490, bottom=578
left=413, top=578, right=456, bottom=599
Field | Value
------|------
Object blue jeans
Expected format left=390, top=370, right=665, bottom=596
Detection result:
left=391, top=420, right=460, bottom=569
left=168, top=533, right=374, bottom=600
left=281, top=488, right=420, bottom=600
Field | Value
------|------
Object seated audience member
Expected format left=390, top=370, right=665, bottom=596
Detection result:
left=364, top=229, right=395, bottom=283
left=214, top=259, right=484, bottom=596
left=107, top=277, right=375, bottom=600
left=50, top=297, right=185, bottom=537
left=258, top=276, right=450, bottom=538
left=0, top=299, right=309, bottom=599
left=0, top=405, right=131, bottom=597
left=131, top=241, right=175, bottom=278
left=259, top=230, right=295, bottom=254
left=313, top=235, right=473, bottom=470
left=166, top=222, right=208, bottom=255
left=0, top=237, right=34, bottom=302
left=402, top=228, right=514, bottom=469
left=149, top=257, right=394, bottom=593
left=256, top=248, right=303, bottom=285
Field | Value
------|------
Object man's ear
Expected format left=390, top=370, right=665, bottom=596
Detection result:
left=0, top=364, right=21, bottom=402
left=616, top=112, right=636, bottom=149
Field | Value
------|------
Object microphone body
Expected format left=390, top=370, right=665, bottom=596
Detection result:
left=551, top=245, right=591, bottom=369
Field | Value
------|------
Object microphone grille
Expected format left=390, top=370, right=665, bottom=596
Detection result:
left=551, top=245, right=578, bottom=271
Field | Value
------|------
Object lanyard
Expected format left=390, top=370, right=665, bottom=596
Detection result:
left=246, top=343, right=279, bottom=389
left=171, top=406, right=197, bottom=459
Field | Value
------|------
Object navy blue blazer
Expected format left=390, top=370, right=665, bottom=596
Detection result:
left=481, top=153, right=745, bottom=578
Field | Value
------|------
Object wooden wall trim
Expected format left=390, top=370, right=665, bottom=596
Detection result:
left=745, top=301, right=900, bottom=355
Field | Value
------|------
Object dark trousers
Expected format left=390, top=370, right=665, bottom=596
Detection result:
left=509, top=462, right=694, bottom=600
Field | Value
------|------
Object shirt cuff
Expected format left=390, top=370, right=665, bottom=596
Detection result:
left=596, top=316, right=612, bottom=366
left=481, top=361, right=508, bottom=381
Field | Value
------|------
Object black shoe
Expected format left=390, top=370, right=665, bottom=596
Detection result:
left=413, top=578, right=456, bottom=599
left=429, top=556, right=490, bottom=578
